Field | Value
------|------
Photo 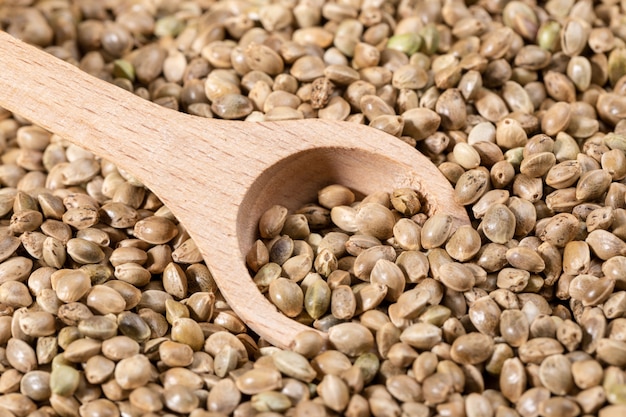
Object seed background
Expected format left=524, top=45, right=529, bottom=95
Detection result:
left=1, top=0, right=626, bottom=416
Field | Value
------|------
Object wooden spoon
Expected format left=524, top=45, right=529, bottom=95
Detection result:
left=0, top=31, right=469, bottom=348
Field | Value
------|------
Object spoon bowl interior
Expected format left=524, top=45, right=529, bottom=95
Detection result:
left=238, top=144, right=453, bottom=253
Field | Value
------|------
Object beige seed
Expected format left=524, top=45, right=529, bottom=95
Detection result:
left=496, top=268, right=530, bottom=292
left=85, top=285, right=126, bottom=315
left=0, top=235, right=20, bottom=263
left=500, top=357, right=527, bottom=402
left=159, top=341, right=193, bottom=368
left=109, top=246, right=147, bottom=267
left=562, top=240, right=590, bottom=276
left=569, top=274, right=615, bottom=306
left=370, top=259, right=405, bottom=301
left=539, top=397, right=581, bottom=417
left=450, top=332, right=495, bottom=365
left=0, top=256, right=33, bottom=284
left=281, top=214, right=310, bottom=239
left=281, top=254, right=312, bottom=283
left=317, top=232, right=349, bottom=258
left=317, top=374, right=350, bottom=412
left=389, top=188, right=420, bottom=216
left=400, top=323, right=442, bottom=351
left=20, top=370, right=51, bottom=402
left=14, top=232, right=40, bottom=261
left=236, top=368, right=282, bottom=395
left=272, top=350, right=317, bottom=383
left=475, top=89, right=510, bottom=123
left=165, top=299, right=190, bottom=326
left=369, top=114, right=404, bottom=137
left=402, top=108, right=441, bottom=141
left=313, top=248, right=337, bottom=277
left=360, top=94, right=394, bottom=121
left=289, top=330, right=324, bottom=360
left=541, top=102, right=571, bottom=136
left=84, top=355, right=115, bottom=385
left=133, top=216, right=178, bottom=244
left=437, top=262, right=475, bottom=292
left=445, top=225, right=481, bottom=262
left=538, top=354, right=574, bottom=395
left=78, top=399, right=120, bottom=417
left=421, top=213, right=453, bottom=249
left=586, top=229, right=626, bottom=260
left=10, top=209, right=43, bottom=234
left=353, top=203, right=395, bottom=240
left=491, top=160, right=516, bottom=188
left=318, top=185, right=355, bottom=209
left=19, top=311, right=56, bottom=337
left=213, top=345, right=238, bottom=378
left=576, top=169, right=613, bottom=201
left=244, top=43, right=284, bottom=76
left=353, top=245, right=396, bottom=280
left=396, top=250, right=429, bottom=283
left=452, top=142, right=481, bottom=170
left=571, top=359, right=604, bottom=390
left=105, top=281, right=141, bottom=311
left=114, top=263, right=151, bottom=287
left=7, top=338, right=37, bottom=373
left=171, top=317, right=204, bottom=351
left=602, top=149, right=626, bottom=181
left=99, top=202, right=139, bottom=228
left=482, top=204, right=516, bottom=244
left=603, top=256, right=626, bottom=289
left=207, top=378, right=240, bottom=415
left=520, top=152, right=556, bottom=178
left=114, top=354, right=152, bottom=390
left=62, top=207, right=99, bottom=230
left=455, top=167, right=490, bottom=205
left=330, top=285, right=356, bottom=320
left=290, top=56, right=325, bottom=82
left=171, top=238, right=202, bottom=263
left=328, top=323, right=374, bottom=357
left=246, top=239, right=269, bottom=272
left=505, top=246, right=545, bottom=272
left=468, top=296, right=501, bottom=337
left=101, top=336, right=139, bottom=361
left=162, top=385, right=198, bottom=414
left=162, top=262, right=187, bottom=299
left=508, top=196, right=537, bottom=237
left=539, top=213, right=579, bottom=247
left=77, top=315, right=116, bottom=341
left=269, top=277, right=304, bottom=318
left=500, top=310, right=529, bottom=347
left=561, top=18, right=590, bottom=57
left=253, top=262, right=281, bottom=290
left=52, top=269, right=91, bottom=303
left=518, top=337, right=564, bottom=364
left=436, top=88, right=467, bottom=130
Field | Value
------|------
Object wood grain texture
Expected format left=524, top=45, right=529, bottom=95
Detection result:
left=0, top=31, right=469, bottom=348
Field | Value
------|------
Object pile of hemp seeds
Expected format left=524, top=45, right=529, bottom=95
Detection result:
left=1, top=0, right=626, bottom=416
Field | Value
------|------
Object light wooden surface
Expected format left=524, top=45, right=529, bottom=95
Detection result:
left=0, top=31, right=470, bottom=348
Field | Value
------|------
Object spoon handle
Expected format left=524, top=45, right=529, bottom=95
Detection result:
left=0, top=31, right=203, bottom=175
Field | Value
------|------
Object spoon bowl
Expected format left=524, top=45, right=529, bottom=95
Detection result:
left=0, top=31, right=469, bottom=348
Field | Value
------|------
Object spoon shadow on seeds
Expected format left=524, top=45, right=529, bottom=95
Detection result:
left=0, top=31, right=469, bottom=349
